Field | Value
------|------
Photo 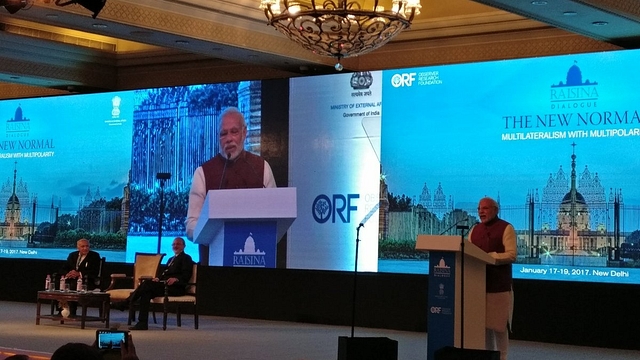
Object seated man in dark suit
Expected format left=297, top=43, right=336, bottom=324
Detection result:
left=112, top=236, right=194, bottom=330
left=58, top=238, right=102, bottom=316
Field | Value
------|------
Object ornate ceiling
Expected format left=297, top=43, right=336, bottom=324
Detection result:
left=1, top=0, right=637, bottom=98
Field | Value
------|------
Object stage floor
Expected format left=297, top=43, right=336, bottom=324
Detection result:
left=0, top=301, right=638, bottom=360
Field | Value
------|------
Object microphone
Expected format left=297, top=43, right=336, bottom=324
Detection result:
left=439, top=217, right=470, bottom=235
left=357, top=223, right=364, bottom=230
left=218, top=152, right=231, bottom=189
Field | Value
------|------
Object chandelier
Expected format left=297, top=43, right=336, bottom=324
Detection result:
left=259, top=0, right=421, bottom=70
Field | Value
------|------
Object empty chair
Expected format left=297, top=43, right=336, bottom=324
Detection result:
left=106, top=252, right=165, bottom=304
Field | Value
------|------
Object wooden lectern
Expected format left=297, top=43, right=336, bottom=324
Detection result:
left=193, top=187, right=297, bottom=267
left=415, top=235, right=496, bottom=360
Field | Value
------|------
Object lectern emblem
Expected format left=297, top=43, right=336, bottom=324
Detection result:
left=233, top=232, right=266, bottom=267
left=433, top=257, right=451, bottom=278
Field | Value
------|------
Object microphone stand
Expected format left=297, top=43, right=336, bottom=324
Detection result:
left=457, top=223, right=470, bottom=350
left=156, top=173, right=171, bottom=254
left=350, top=223, right=364, bottom=338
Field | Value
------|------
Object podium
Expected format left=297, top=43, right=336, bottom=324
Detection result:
left=415, top=235, right=496, bottom=360
left=193, top=187, right=297, bottom=267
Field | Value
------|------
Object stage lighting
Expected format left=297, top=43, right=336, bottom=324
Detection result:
left=0, top=0, right=31, bottom=14
left=55, top=0, right=106, bottom=19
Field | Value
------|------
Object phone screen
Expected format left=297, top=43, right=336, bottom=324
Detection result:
left=96, top=330, right=128, bottom=350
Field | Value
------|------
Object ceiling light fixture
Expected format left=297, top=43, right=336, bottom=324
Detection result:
left=54, top=0, right=106, bottom=19
left=259, top=0, right=421, bottom=70
left=0, top=0, right=33, bottom=14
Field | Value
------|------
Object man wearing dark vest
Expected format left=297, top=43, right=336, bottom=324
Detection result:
left=468, top=197, right=516, bottom=360
left=185, top=107, right=276, bottom=264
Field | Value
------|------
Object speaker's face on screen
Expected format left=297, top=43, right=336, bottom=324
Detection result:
left=219, top=113, right=247, bottom=160
left=477, top=199, right=498, bottom=224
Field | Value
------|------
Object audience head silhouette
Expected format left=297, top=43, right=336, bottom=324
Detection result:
left=5, top=355, right=30, bottom=360
left=51, top=343, right=103, bottom=360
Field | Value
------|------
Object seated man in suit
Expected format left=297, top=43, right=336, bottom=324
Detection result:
left=112, top=237, right=194, bottom=330
left=58, top=238, right=102, bottom=316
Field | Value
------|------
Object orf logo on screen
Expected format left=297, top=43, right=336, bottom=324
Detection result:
left=312, top=194, right=359, bottom=223
left=391, top=73, right=416, bottom=87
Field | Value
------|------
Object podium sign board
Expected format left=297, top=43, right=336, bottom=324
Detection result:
left=416, top=235, right=495, bottom=360
left=427, top=251, right=456, bottom=359
left=223, top=221, right=277, bottom=267
left=194, top=187, right=297, bottom=267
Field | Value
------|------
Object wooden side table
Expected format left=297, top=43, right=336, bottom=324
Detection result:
left=36, top=290, right=111, bottom=329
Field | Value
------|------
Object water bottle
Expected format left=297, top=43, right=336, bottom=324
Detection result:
left=77, top=276, right=83, bottom=292
left=60, top=275, right=66, bottom=292
left=45, top=275, right=51, bottom=291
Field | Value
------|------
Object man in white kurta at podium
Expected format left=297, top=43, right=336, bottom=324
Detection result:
left=185, top=107, right=276, bottom=264
left=468, top=197, right=516, bottom=360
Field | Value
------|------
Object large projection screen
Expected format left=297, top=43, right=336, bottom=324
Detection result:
left=379, top=49, right=640, bottom=283
left=0, top=82, right=262, bottom=265
left=0, top=92, right=133, bottom=262
left=4, top=48, right=640, bottom=285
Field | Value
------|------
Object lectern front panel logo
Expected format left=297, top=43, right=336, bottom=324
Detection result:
left=233, top=233, right=266, bottom=267
left=223, top=221, right=277, bottom=268
left=432, top=257, right=451, bottom=278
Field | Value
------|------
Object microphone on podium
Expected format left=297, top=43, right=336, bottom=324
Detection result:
left=218, top=152, right=231, bottom=189
left=439, top=217, right=471, bottom=235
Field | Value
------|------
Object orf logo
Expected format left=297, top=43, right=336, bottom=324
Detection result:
left=312, top=194, right=359, bottom=224
left=391, top=73, right=416, bottom=88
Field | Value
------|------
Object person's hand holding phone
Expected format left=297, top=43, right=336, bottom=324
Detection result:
left=95, top=330, right=139, bottom=360
left=120, top=333, right=139, bottom=360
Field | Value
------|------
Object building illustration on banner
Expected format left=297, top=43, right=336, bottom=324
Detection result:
left=0, top=163, right=29, bottom=246
left=520, top=144, right=626, bottom=267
